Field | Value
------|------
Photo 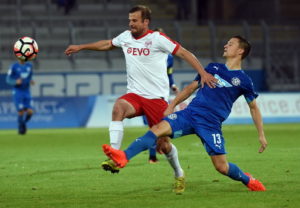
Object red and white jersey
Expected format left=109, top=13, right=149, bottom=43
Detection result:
left=112, top=30, right=180, bottom=100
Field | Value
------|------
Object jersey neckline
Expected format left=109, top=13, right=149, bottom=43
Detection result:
left=132, top=30, right=153, bottom=40
left=224, top=64, right=242, bottom=71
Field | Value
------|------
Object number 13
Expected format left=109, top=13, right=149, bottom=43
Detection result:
left=212, top=133, right=221, bottom=145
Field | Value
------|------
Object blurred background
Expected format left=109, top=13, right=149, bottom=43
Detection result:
left=0, top=0, right=300, bottom=129
left=0, top=0, right=300, bottom=90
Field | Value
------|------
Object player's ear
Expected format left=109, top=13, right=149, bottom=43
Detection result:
left=238, top=48, right=244, bottom=57
left=143, top=18, right=150, bottom=25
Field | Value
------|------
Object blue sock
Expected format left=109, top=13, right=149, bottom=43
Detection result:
left=18, top=115, right=24, bottom=124
left=25, top=113, right=32, bottom=122
left=227, top=163, right=250, bottom=185
left=124, top=131, right=157, bottom=160
left=149, top=147, right=157, bottom=158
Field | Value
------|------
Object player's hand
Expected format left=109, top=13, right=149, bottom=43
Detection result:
left=201, top=72, right=217, bottom=88
left=258, top=135, right=267, bottom=153
left=171, top=85, right=180, bottom=95
left=16, top=79, right=22, bottom=85
left=163, top=105, right=175, bottom=116
left=30, top=80, right=35, bottom=85
left=64, top=45, right=81, bottom=56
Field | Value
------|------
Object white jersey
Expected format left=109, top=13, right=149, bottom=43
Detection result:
left=112, top=30, right=180, bottom=100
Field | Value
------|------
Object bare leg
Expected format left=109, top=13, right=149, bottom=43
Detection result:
left=110, top=99, right=136, bottom=149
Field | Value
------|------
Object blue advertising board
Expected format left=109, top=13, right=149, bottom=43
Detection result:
left=0, top=96, right=96, bottom=129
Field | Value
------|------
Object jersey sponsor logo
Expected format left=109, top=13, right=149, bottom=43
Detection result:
left=214, top=74, right=233, bottom=88
left=144, top=41, right=152, bottom=48
left=127, top=47, right=150, bottom=56
left=231, top=77, right=241, bottom=86
left=167, top=113, right=177, bottom=120
left=20, top=72, right=30, bottom=79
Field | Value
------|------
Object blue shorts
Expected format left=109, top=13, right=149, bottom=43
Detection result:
left=13, top=90, right=33, bottom=111
left=163, top=108, right=226, bottom=156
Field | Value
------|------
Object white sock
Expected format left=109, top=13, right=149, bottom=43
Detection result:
left=109, top=121, right=124, bottom=149
left=165, top=144, right=184, bottom=178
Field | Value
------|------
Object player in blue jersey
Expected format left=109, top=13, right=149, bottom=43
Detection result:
left=167, top=54, right=180, bottom=94
left=6, top=60, right=35, bottom=135
left=102, top=36, right=268, bottom=193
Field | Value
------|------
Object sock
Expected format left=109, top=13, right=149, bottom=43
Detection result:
left=165, top=144, right=184, bottom=178
left=124, top=131, right=157, bottom=160
left=18, top=115, right=24, bottom=125
left=109, top=121, right=124, bottom=149
left=24, top=113, right=32, bottom=122
left=149, top=147, right=157, bottom=159
left=227, top=162, right=250, bottom=185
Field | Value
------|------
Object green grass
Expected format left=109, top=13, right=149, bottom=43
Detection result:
left=0, top=123, right=300, bottom=208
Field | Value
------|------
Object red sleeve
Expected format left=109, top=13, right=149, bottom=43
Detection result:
left=171, top=41, right=180, bottom=55
left=158, top=32, right=181, bottom=55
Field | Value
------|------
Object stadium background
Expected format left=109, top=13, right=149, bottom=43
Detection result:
left=0, top=0, right=300, bottom=129
left=1, top=1, right=300, bottom=208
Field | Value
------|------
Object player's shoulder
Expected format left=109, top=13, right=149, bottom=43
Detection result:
left=9, top=61, right=20, bottom=69
left=115, top=30, right=131, bottom=39
left=25, top=62, right=33, bottom=67
left=152, top=30, right=174, bottom=41
left=239, top=70, right=254, bottom=83
left=151, top=30, right=162, bottom=37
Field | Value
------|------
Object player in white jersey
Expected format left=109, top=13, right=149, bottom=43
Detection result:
left=112, top=29, right=176, bottom=101
left=65, top=5, right=217, bottom=193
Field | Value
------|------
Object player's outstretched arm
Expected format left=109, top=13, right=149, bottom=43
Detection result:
left=64, top=40, right=115, bottom=56
left=174, top=46, right=217, bottom=88
left=248, top=99, right=268, bottom=153
left=164, top=81, right=198, bottom=116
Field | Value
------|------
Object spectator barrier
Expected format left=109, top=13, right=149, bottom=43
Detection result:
left=0, top=93, right=299, bottom=129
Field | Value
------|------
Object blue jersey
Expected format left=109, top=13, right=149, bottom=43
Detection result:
left=167, top=54, right=173, bottom=69
left=6, top=62, right=33, bottom=91
left=187, top=63, right=258, bottom=125
left=167, top=54, right=175, bottom=87
left=164, top=63, right=258, bottom=155
left=6, top=62, right=34, bottom=111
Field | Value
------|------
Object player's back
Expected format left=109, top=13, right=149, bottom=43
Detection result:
left=187, top=63, right=257, bottom=124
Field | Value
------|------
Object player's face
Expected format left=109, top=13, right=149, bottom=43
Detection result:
left=129, top=11, right=149, bottom=38
left=223, top=38, right=244, bottom=58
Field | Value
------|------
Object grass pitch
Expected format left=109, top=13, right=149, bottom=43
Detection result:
left=0, top=123, right=300, bottom=208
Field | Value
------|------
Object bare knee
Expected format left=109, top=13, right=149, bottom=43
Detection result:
left=112, top=99, right=135, bottom=120
left=18, top=110, right=24, bottom=116
left=156, top=136, right=172, bottom=154
left=27, top=109, right=34, bottom=115
left=112, top=102, right=123, bottom=119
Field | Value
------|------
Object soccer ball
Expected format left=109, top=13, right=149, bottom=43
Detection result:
left=14, top=36, right=39, bottom=61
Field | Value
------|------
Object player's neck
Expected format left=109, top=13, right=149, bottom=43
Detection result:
left=225, top=58, right=242, bottom=70
left=132, top=28, right=149, bottom=39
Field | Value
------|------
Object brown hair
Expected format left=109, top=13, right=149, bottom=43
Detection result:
left=233, top=35, right=251, bottom=59
left=129, top=5, right=152, bottom=22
